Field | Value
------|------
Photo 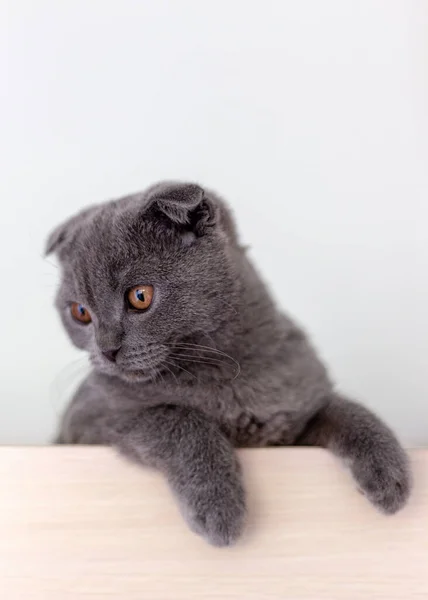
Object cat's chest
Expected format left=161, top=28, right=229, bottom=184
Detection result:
left=182, top=379, right=301, bottom=447
left=221, top=410, right=297, bottom=447
left=111, top=372, right=314, bottom=447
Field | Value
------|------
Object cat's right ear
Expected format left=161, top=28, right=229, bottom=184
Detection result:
left=145, top=182, right=217, bottom=238
left=45, top=206, right=98, bottom=256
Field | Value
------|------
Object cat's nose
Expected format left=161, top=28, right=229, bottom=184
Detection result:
left=102, top=347, right=121, bottom=363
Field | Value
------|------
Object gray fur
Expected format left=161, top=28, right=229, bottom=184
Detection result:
left=47, top=181, right=411, bottom=546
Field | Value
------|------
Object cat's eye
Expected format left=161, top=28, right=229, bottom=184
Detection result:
left=127, top=285, right=154, bottom=310
left=70, top=302, right=92, bottom=324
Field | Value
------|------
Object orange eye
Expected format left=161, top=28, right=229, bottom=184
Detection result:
left=127, top=285, right=154, bottom=310
left=70, top=302, right=92, bottom=324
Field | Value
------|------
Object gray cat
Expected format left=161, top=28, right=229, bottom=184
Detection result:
left=47, top=181, right=411, bottom=546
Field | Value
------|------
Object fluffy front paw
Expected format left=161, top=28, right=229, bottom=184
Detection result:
left=178, top=478, right=246, bottom=547
left=352, top=444, right=412, bottom=514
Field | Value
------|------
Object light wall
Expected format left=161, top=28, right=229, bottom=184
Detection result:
left=1, top=1, right=427, bottom=444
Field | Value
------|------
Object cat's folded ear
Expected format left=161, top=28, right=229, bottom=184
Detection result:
left=45, top=224, right=65, bottom=256
left=146, top=182, right=217, bottom=236
left=45, top=206, right=99, bottom=256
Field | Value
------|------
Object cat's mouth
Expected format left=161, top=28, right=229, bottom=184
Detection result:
left=91, top=346, right=169, bottom=383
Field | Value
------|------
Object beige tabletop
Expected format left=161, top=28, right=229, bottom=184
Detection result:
left=0, top=447, right=426, bottom=599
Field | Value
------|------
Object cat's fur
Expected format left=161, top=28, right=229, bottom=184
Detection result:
left=47, top=181, right=411, bottom=546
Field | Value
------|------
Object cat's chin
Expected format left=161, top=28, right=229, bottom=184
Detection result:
left=91, top=360, right=159, bottom=384
left=117, top=369, right=159, bottom=383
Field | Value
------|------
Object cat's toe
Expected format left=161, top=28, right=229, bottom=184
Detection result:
left=192, top=506, right=245, bottom=547
left=353, top=451, right=412, bottom=514
left=181, top=483, right=246, bottom=547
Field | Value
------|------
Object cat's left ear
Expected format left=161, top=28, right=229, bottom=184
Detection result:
left=45, top=205, right=99, bottom=256
left=146, top=182, right=217, bottom=236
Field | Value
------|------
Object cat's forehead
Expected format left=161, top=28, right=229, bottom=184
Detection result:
left=64, top=201, right=181, bottom=295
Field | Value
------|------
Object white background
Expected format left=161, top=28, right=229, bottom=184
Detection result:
left=1, top=1, right=427, bottom=444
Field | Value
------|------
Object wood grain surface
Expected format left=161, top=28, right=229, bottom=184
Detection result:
left=0, top=447, right=426, bottom=599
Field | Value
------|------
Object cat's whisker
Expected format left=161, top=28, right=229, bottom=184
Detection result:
left=173, top=341, right=236, bottom=358
left=156, top=367, right=167, bottom=387
left=170, top=352, right=230, bottom=365
left=173, top=342, right=230, bottom=355
left=162, top=363, right=179, bottom=385
left=49, top=356, right=90, bottom=416
left=173, top=346, right=236, bottom=364
left=164, top=359, right=198, bottom=381
left=169, top=353, right=233, bottom=369
left=42, top=255, right=59, bottom=269
left=171, top=343, right=241, bottom=380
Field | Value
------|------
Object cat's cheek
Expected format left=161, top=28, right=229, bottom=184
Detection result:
left=71, top=327, right=93, bottom=351
left=60, top=312, right=94, bottom=351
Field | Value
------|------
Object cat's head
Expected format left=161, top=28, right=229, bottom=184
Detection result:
left=46, top=182, right=242, bottom=383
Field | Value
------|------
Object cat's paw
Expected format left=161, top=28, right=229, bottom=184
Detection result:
left=179, top=478, right=246, bottom=547
left=352, top=445, right=412, bottom=514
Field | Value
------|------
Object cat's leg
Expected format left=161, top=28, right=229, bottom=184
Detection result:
left=56, top=394, right=246, bottom=546
left=296, top=394, right=411, bottom=513
left=116, top=404, right=246, bottom=546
